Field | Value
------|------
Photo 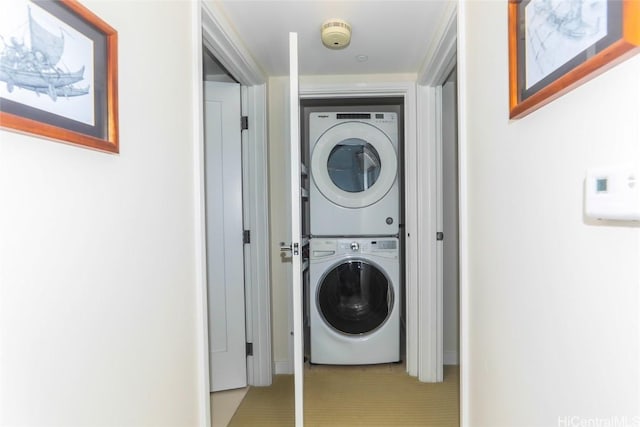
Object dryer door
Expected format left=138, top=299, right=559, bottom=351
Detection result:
left=317, top=260, right=394, bottom=335
left=311, top=122, right=397, bottom=208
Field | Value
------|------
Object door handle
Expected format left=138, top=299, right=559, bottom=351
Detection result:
left=280, top=242, right=292, bottom=253
left=280, top=242, right=299, bottom=255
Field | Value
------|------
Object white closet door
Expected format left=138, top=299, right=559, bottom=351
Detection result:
left=204, top=81, right=247, bottom=392
left=288, top=32, right=305, bottom=427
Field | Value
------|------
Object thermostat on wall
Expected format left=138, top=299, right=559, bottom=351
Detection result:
left=585, top=165, right=640, bottom=221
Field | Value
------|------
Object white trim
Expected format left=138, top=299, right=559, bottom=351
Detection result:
left=244, top=84, right=273, bottom=386
left=415, top=0, right=457, bottom=385
left=299, top=80, right=419, bottom=378
left=242, top=85, right=254, bottom=386
left=417, top=1, right=458, bottom=86
left=191, top=3, right=210, bottom=427
left=435, top=85, right=445, bottom=380
left=201, top=2, right=266, bottom=85
left=457, top=1, right=470, bottom=425
left=289, top=33, right=304, bottom=427
left=416, top=85, right=443, bottom=382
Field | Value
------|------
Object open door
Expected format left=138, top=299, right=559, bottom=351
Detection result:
left=204, top=81, right=247, bottom=392
left=288, top=32, right=305, bottom=426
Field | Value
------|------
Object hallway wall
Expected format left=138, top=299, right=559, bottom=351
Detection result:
left=460, top=2, right=640, bottom=426
left=0, top=2, right=204, bottom=425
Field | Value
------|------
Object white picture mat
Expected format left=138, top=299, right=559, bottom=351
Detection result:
left=525, top=0, right=608, bottom=89
left=0, top=0, right=95, bottom=126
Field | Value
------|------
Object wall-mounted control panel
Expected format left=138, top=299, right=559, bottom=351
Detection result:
left=585, top=165, right=640, bottom=221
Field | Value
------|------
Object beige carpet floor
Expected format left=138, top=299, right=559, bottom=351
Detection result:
left=229, top=364, right=459, bottom=426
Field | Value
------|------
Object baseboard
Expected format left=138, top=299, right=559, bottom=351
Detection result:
left=277, top=354, right=457, bottom=370
left=444, top=350, right=458, bottom=365
left=275, top=360, right=293, bottom=374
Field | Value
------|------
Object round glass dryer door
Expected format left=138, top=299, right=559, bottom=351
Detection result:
left=317, top=260, right=394, bottom=335
left=327, top=139, right=381, bottom=193
left=312, top=122, right=397, bottom=208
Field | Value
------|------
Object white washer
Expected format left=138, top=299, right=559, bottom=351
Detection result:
left=309, top=237, right=400, bottom=365
left=309, top=112, right=399, bottom=236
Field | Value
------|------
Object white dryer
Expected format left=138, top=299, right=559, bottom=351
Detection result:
left=309, top=237, right=400, bottom=365
left=309, top=112, right=399, bottom=236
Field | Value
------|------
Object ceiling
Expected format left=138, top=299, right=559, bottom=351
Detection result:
left=213, top=0, right=452, bottom=77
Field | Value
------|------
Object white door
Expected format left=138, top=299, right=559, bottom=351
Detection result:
left=204, top=81, right=247, bottom=392
left=288, top=32, right=305, bottom=426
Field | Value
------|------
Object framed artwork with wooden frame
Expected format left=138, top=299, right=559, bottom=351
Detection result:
left=508, top=0, right=640, bottom=119
left=0, top=0, right=118, bottom=153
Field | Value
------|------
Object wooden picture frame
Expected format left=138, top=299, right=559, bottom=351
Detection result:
left=508, top=0, right=640, bottom=119
left=0, top=0, right=118, bottom=153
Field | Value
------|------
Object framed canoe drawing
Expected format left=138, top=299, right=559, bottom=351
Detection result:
left=0, top=0, right=118, bottom=153
left=508, top=0, right=640, bottom=119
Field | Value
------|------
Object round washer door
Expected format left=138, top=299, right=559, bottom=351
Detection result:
left=311, top=122, right=397, bottom=208
left=317, top=260, right=394, bottom=335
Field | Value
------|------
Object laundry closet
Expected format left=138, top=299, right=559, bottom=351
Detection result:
left=202, top=2, right=461, bottom=423
left=299, top=98, right=406, bottom=366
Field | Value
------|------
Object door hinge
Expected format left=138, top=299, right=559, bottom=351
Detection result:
left=246, top=342, right=253, bottom=356
left=436, top=232, right=444, bottom=241
left=241, top=116, right=249, bottom=130
left=243, top=230, right=251, bottom=244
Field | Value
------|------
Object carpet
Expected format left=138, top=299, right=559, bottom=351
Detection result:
left=229, top=364, right=459, bottom=426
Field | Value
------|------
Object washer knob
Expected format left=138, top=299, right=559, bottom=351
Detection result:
left=350, top=242, right=360, bottom=251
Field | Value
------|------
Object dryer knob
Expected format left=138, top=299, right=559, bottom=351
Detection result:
left=350, top=242, right=360, bottom=251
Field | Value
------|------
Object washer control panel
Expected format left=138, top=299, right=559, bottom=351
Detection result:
left=311, top=238, right=398, bottom=259
left=338, top=239, right=397, bottom=254
left=372, top=240, right=397, bottom=250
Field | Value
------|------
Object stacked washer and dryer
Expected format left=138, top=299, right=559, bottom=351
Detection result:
left=308, top=111, right=401, bottom=365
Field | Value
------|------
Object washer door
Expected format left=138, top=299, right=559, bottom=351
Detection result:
left=312, top=122, right=397, bottom=208
left=317, top=260, right=394, bottom=335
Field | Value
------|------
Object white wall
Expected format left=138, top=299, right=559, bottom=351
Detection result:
left=0, top=2, right=204, bottom=425
left=460, top=2, right=640, bottom=426
left=442, top=75, right=459, bottom=365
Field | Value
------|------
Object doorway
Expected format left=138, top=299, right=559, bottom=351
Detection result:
left=200, top=8, right=273, bottom=419
left=203, top=60, right=247, bottom=393
left=202, top=2, right=273, bottom=391
left=198, top=2, right=461, bottom=425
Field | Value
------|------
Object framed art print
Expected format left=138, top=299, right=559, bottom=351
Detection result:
left=508, top=0, right=640, bottom=119
left=0, top=0, right=118, bottom=153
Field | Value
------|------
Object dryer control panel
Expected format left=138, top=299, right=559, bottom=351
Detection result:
left=313, top=112, right=397, bottom=126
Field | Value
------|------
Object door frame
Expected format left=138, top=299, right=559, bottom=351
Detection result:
left=195, top=0, right=461, bottom=423
left=415, top=0, right=458, bottom=383
left=199, top=0, right=271, bottom=402
left=202, top=0, right=272, bottom=390
left=298, top=81, right=420, bottom=375
left=415, top=0, right=463, bottom=412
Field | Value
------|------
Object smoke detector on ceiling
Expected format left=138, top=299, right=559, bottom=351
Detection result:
left=321, top=19, right=352, bottom=49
